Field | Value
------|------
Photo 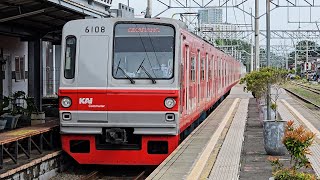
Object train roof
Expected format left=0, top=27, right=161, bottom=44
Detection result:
left=64, top=17, right=187, bottom=30
left=62, top=17, right=242, bottom=64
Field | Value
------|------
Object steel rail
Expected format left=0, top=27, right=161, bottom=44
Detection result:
left=284, top=88, right=320, bottom=109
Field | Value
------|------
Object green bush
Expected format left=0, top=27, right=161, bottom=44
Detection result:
left=273, top=169, right=316, bottom=180
left=269, top=121, right=317, bottom=180
left=240, top=67, right=288, bottom=99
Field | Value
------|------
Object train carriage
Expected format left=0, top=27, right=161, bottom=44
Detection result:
left=59, top=18, right=241, bottom=165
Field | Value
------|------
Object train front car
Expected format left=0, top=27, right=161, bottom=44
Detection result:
left=59, top=18, right=181, bottom=165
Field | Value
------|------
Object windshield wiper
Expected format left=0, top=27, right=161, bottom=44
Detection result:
left=136, top=58, right=156, bottom=84
left=117, top=66, right=135, bottom=84
left=140, top=65, right=156, bottom=84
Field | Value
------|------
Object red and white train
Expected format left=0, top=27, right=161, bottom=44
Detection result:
left=59, top=18, right=242, bottom=165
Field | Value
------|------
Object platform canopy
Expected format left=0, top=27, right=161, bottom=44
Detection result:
left=0, top=0, right=111, bottom=43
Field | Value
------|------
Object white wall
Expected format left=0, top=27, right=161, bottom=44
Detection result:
left=0, top=35, right=28, bottom=96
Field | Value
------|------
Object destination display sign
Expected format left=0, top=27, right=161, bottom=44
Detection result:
left=127, top=27, right=160, bottom=33
left=115, top=23, right=174, bottom=36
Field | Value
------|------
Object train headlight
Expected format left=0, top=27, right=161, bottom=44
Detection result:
left=164, top=98, right=176, bottom=109
left=61, top=97, right=72, bottom=108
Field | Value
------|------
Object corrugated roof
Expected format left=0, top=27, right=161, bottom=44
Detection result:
left=0, top=0, right=109, bottom=42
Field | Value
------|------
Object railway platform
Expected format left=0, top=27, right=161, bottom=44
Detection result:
left=147, top=85, right=320, bottom=180
left=0, top=119, right=61, bottom=180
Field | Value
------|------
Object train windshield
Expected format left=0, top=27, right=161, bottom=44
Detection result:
left=113, top=23, right=175, bottom=80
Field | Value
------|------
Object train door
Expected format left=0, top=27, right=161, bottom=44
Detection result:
left=77, top=35, right=109, bottom=121
left=223, top=58, right=225, bottom=89
left=224, top=60, right=228, bottom=87
left=226, top=60, right=228, bottom=86
left=191, top=56, right=196, bottom=111
left=218, top=57, right=223, bottom=95
left=184, top=45, right=190, bottom=115
left=197, top=49, right=201, bottom=106
left=201, top=58, right=205, bottom=102
left=212, top=55, right=215, bottom=99
left=206, top=53, right=209, bottom=101
left=216, top=56, right=218, bottom=96
left=218, top=57, right=220, bottom=94
left=214, top=56, right=217, bottom=98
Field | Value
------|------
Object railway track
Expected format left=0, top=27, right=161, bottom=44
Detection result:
left=51, top=164, right=154, bottom=180
left=81, top=170, right=100, bottom=180
left=283, top=88, right=320, bottom=109
left=293, top=82, right=320, bottom=95
left=80, top=168, right=149, bottom=180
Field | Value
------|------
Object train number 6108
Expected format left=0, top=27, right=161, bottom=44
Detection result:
left=85, top=26, right=105, bottom=33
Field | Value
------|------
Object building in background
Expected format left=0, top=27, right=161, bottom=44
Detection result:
left=111, top=3, right=134, bottom=18
left=198, top=8, right=223, bottom=24
left=200, top=23, right=239, bottom=40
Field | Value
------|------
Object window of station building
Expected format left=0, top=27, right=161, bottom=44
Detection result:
left=15, top=56, right=25, bottom=81
left=191, top=57, right=195, bottom=81
left=64, top=36, right=77, bottom=79
left=201, top=59, right=205, bottom=80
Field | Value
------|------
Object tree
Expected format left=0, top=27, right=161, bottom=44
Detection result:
left=288, top=40, right=320, bottom=67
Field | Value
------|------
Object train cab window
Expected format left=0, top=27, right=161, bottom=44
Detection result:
left=64, top=36, right=76, bottom=79
left=201, top=59, right=205, bottom=80
left=113, top=23, right=175, bottom=80
left=191, top=57, right=195, bottom=81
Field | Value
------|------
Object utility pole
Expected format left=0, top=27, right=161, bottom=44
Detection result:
left=306, top=41, right=309, bottom=79
left=285, top=55, right=288, bottom=69
left=251, top=38, right=254, bottom=72
left=145, top=0, right=152, bottom=18
left=266, top=0, right=271, bottom=120
left=295, top=43, right=297, bottom=75
left=254, top=0, right=260, bottom=70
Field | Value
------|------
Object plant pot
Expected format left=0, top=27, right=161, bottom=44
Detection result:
left=0, top=119, right=7, bottom=130
left=262, top=106, right=277, bottom=121
left=263, top=120, right=287, bottom=156
left=2, top=114, right=21, bottom=129
left=31, top=112, right=45, bottom=125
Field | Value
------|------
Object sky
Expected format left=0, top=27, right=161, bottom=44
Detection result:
left=111, top=0, right=320, bottom=47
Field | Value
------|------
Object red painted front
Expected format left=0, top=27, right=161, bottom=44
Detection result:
left=61, top=134, right=179, bottom=165
left=59, top=89, right=179, bottom=112
left=60, top=89, right=180, bottom=165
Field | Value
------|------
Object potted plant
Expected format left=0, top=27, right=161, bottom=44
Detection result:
left=268, top=120, right=316, bottom=180
left=241, top=67, right=289, bottom=155
left=2, top=91, right=26, bottom=129
left=0, top=95, right=10, bottom=130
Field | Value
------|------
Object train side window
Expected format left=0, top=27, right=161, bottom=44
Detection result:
left=64, top=36, right=77, bottom=79
left=191, top=57, right=195, bottom=81
left=201, top=59, right=205, bottom=80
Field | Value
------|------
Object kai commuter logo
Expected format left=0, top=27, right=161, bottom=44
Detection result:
left=79, top=98, right=93, bottom=105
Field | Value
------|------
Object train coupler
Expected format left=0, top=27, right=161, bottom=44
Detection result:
left=105, top=128, right=128, bottom=144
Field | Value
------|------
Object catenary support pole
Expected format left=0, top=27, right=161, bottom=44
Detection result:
left=145, top=0, right=152, bottom=18
left=295, top=43, right=297, bottom=75
left=266, top=0, right=271, bottom=120
left=255, top=0, right=260, bottom=70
